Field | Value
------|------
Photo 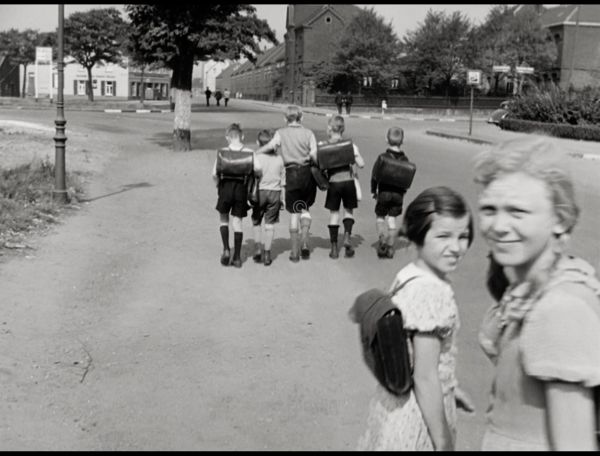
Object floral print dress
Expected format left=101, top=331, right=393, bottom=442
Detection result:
left=357, top=262, right=460, bottom=451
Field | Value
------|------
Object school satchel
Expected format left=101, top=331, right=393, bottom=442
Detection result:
left=316, top=139, right=355, bottom=170
left=376, top=154, right=416, bottom=190
left=349, top=277, right=417, bottom=396
left=216, top=148, right=253, bottom=180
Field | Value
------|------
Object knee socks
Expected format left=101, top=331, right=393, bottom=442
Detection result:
left=220, top=225, right=229, bottom=250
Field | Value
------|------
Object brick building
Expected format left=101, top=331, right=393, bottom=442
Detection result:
left=229, top=43, right=285, bottom=101
left=283, top=4, right=361, bottom=105
left=540, top=4, right=600, bottom=89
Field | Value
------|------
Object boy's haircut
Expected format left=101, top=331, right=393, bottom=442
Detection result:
left=285, top=105, right=303, bottom=123
left=328, top=115, right=345, bottom=134
left=387, top=127, right=404, bottom=146
left=257, top=129, right=273, bottom=146
left=226, top=123, right=243, bottom=139
left=402, top=186, right=474, bottom=247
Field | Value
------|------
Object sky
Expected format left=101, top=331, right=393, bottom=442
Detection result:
left=0, top=4, right=499, bottom=40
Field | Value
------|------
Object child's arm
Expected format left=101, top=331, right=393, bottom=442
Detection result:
left=252, top=152, right=263, bottom=177
left=308, top=131, right=318, bottom=162
left=212, top=159, right=219, bottom=187
left=370, top=156, right=380, bottom=197
left=412, top=333, right=454, bottom=451
left=353, top=143, right=365, bottom=168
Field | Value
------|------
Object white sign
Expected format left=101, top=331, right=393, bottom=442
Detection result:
left=467, top=70, right=481, bottom=85
left=516, top=66, right=534, bottom=74
left=492, top=65, right=510, bottom=73
left=35, top=46, right=52, bottom=64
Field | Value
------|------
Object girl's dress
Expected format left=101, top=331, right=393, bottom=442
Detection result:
left=357, top=262, right=460, bottom=450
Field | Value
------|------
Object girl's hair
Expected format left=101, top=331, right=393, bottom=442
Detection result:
left=284, top=105, right=303, bottom=123
left=328, top=115, right=345, bottom=134
left=473, top=135, right=579, bottom=233
left=402, top=186, right=474, bottom=247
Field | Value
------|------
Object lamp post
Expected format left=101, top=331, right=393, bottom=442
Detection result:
left=53, top=4, right=68, bottom=203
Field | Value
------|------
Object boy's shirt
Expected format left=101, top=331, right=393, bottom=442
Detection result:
left=256, top=151, right=285, bottom=191
left=265, top=124, right=317, bottom=165
left=211, top=144, right=261, bottom=183
left=370, top=148, right=409, bottom=194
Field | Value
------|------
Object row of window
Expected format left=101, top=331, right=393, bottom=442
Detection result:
left=73, top=79, right=115, bottom=96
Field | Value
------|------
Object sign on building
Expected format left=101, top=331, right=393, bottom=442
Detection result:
left=492, top=65, right=511, bottom=73
left=467, top=70, right=481, bottom=85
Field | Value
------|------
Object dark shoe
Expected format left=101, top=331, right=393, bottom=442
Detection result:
left=289, top=253, right=300, bottom=263
left=343, top=233, right=354, bottom=257
left=232, top=257, right=242, bottom=268
left=253, top=249, right=262, bottom=263
left=300, top=242, right=310, bottom=260
left=376, top=242, right=387, bottom=258
left=263, top=250, right=272, bottom=266
left=385, top=245, right=395, bottom=259
left=329, top=242, right=339, bottom=259
left=220, top=249, right=231, bottom=266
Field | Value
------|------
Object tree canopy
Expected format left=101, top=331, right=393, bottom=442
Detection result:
left=64, top=7, right=128, bottom=101
left=403, top=10, right=474, bottom=96
left=311, top=8, right=402, bottom=95
left=125, top=4, right=278, bottom=150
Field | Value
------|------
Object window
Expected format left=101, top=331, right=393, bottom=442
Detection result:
left=105, top=81, right=114, bottom=96
left=77, top=80, right=86, bottom=95
left=325, top=16, right=332, bottom=23
left=363, top=76, right=372, bottom=87
left=391, top=79, right=399, bottom=89
left=92, top=79, right=98, bottom=89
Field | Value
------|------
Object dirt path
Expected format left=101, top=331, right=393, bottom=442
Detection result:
left=0, top=117, right=381, bottom=450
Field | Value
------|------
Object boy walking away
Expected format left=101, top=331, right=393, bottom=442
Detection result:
left=251, top=129, right=285, bottom=266
left=370, top=127, right=416, bottom=259
left=255, top=105, right=318, bottom=262
left=212, top=123, right=262, bottom=268
left=317, top=115, right=365, bottom=259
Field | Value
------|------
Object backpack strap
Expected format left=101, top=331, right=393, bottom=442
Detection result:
left=388, top=275, right=419, bottom=299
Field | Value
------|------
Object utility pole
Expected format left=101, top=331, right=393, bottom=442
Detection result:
left=53, top=4, right=68, bottom=203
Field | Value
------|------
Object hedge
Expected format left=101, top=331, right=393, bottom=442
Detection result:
left=499, top=118, right=600, bottom=142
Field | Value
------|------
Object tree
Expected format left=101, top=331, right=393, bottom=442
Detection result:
left=64, top=8, right=128, bottom=102
left=310, top=8, right=403, bottom=96
left=0, top=28, right=55, bottom=97
left=126, top=4, right=277, bottom=151
left=403, top=10, right=474, bottom=97
left=475, top=5, right=557, bottom=95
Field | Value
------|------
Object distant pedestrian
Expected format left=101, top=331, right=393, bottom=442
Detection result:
left=224, top=89, right=231, bottom=107
left=334, top=91, right=344, bottom=114
left=345, top=91, right=353, bottom=114
left=205, top=87, right=212, bottom=107
left=215, top=90, right=223, bottom=106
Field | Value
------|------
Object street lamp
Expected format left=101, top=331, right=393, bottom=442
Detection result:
left=53, top=4, right=68, bottom=203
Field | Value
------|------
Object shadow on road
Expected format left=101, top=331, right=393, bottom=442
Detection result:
left=79, top=182, right=153, bottom=203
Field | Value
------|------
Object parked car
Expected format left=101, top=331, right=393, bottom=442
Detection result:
left=487, top=100, right=511, bottom=126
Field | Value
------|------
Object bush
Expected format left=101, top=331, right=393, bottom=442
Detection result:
left=509, top=83, right=600, bottom=126
left=499, top=117, right=600, bottom=142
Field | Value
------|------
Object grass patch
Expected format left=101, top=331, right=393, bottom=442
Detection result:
left=0, top=158, right=85, bottom=244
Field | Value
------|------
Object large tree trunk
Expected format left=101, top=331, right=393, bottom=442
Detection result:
left=86, top=66, right=94, bottom=102
left=171, top=54, right=194, bottom=151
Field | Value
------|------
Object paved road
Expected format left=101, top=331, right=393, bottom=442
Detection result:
left=0, top=103, right=599, bottom=450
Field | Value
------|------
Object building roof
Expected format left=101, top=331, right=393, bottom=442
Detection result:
left=230, top=42, right=285, bottom=77
left=541, top=4, right=600, bottom=27
left=286, top=4, right=361, bottom=29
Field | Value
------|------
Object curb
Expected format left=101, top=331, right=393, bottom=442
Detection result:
left=425, top=130, right=493, bottom=145
left=302, top=109, right=487, bottom=123
left=104, top=109, right=171, bottom=113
